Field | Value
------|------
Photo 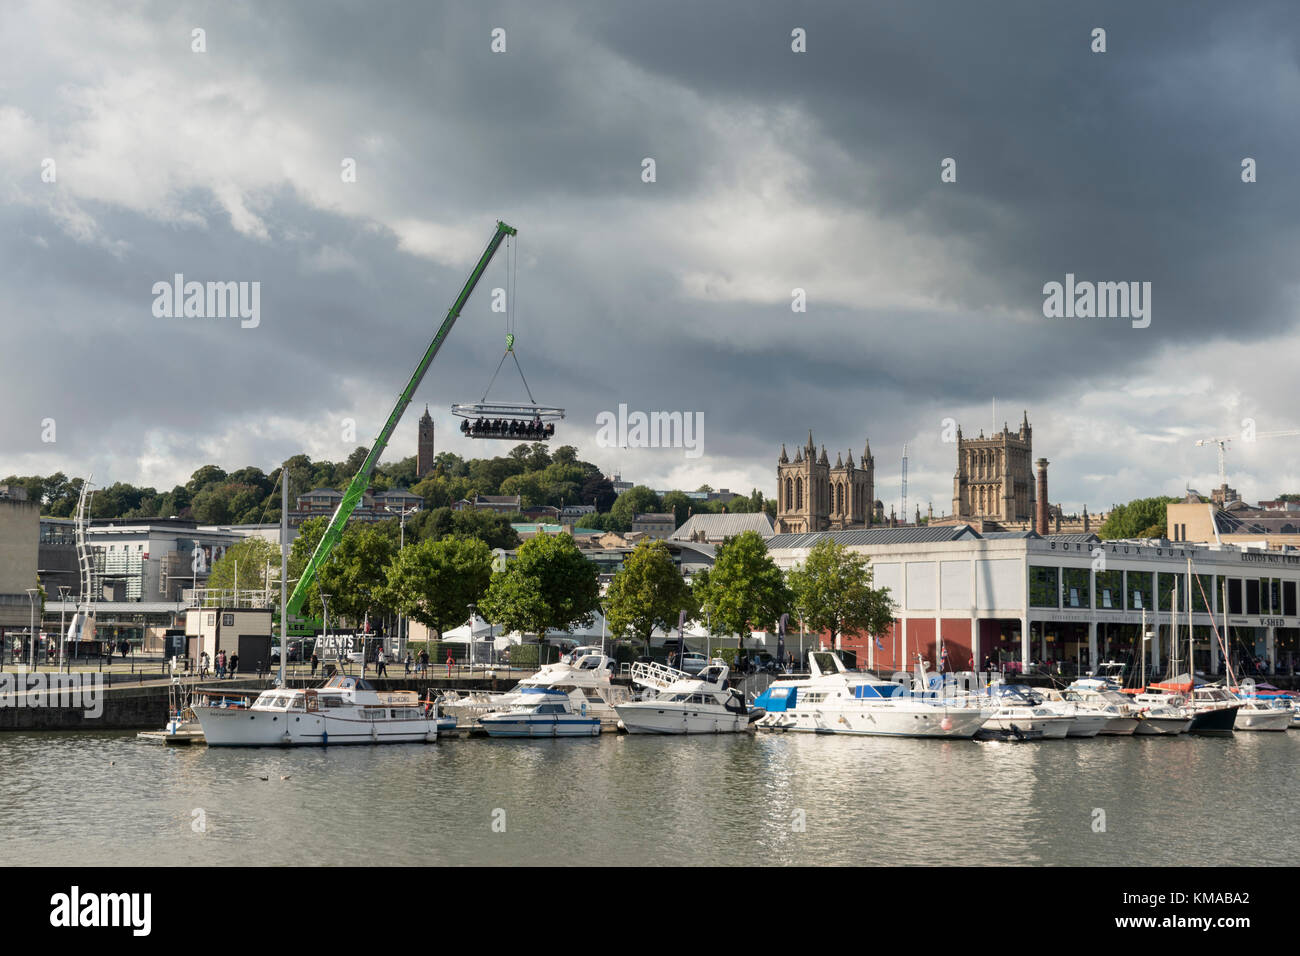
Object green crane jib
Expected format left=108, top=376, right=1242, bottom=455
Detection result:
left=286, top=219, right=517, bottom=620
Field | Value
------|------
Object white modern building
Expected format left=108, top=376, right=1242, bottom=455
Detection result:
left=766, top=527, right=1300, bottom=676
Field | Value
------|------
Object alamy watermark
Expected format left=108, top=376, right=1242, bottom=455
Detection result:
left=0, top=672, right=103, bottom=718
left=595, top=404, right=704, bottom=459
left=1042, top=273, right=1150, bottom=329
left=152, top=274, right=260, bottom=329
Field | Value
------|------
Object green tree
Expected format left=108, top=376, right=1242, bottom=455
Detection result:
left=610, top=485, right=662, bottom=527
left=661, top=490, right=693, bottom=527
left=693, top=530, right=790, bottom=646
left=315, top=523, right=397, bottom=625
left=384, top=536, right=493, bottom=639
left=186, top=465, right=227, bottom=495
left=1098, top=497, right=1178, bottom=539
left=581, top=474, right=616, bottom=512
left=206, top=537, right=282, bottom=597
left=605, top=540, right=696, bottom=646
left=787, top=539, right=894, bottom=648
left=480, top=533, right=600, bottom=638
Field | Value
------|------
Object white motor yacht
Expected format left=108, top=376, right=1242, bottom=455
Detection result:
left=1035, top=688, right=1111, bottom=738
left=1059, top=679, right=1142, bottom=735
left=752, top=651, right=987, bottom=738
left=194, top=674, right=438, bottom=746
left=1128, top=692, right=1194, bottom=735
left=1231, top=695, right=1293, bottom=732
left=479, top=687, right=601, bottom=737
left=977, top=686, right=1073, bottom=739
left=616, top=660, right=756, bottom=734
left=443, top=646, right=630, bottom=728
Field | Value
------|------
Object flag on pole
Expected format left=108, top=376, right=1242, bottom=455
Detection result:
left=676, top=609, right=688, bottom=669
left=875, top=634, right=884, bottom=651
left=940, top=644, right=950, bottom=672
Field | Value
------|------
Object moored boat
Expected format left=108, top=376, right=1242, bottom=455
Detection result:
left=617, top=660, right=756, bottom=734
left=752, top=651, right=986, bottom=738
left=194, top=674, right=438, bottom=746
left=479, top=687, right=601, bottom=737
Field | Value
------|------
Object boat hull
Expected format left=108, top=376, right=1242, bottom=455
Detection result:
left=616, top=703, right=750, bottom=735
left=1234, top=708, right=1292, bottom=732
left=478, top=715, right=600, bottom=737
left=757, top=706, right=986, bottom=738
left=1099, top=716, right=1140, bottom=735
left=1188, top=704, right=1240, bottom=735
left=1133, top=715, right=1192, bottom=735
left=982, top=716, right=1071, bottom=739
left=194, top=706, right=437, bottom=746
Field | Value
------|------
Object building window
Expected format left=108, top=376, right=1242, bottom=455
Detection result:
left=1096, top=570, right=1122, bottom=610
left=1126, top=571, right=1153, bottom=612
left=1228, top=578, right=1243, bottom=615
left=1029, top=566, right=1059, bottom=608
left=1285, top=581, right=1297, bottom=617
left=1246, top=579, right=1261, bottom=616
left=1159, top=575, right=1189, bottom=613
left=1184, top=574, right=1214, bottom=614
left=1062, top=568, right=1090, bottom=609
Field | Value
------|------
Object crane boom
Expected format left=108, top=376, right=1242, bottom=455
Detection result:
left=286, top=219, right=517, bottom=619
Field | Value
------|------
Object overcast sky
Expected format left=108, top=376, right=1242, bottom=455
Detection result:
left=3, top=0, right=1300, bottom=514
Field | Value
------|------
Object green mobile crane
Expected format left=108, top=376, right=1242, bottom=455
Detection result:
left=284, top=220, right=517, bottom=630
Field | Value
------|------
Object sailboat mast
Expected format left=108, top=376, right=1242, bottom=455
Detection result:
left=278, top=463, right=288, bottom=688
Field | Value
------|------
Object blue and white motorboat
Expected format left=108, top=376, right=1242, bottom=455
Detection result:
left=478, top=687, right=601, bottom=737
left=752, top=650, right=987, bottom=738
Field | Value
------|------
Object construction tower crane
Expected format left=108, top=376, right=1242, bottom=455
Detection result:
left=1195, top=429, right=1300, bottom=489
left=285, top=220, right=516, bottom=622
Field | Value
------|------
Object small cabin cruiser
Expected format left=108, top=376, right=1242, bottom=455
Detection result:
left=442, top=646, right=629, bottom=728
left=478, top=687, right=601, bottom=737
left=616, top=660, right=756, bottom=734
left=752, top=651, right=987, bottom=738
left=193, top=674, right=439, bottom=746
left=1231, top=695, right=1292, bottom=732
left=978, top=686, right=1073, bottom=740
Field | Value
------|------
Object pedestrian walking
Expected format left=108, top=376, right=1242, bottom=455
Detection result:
left=229, top=653, right=239, bottom=679
left=404, top=652, right=413, bottom=676
left=376, top=649, right=388, bottom=677
left=419, top=649, right=429, bottom=674
left=446, top=650, right=454, bottom=678
left=310, top=653, right=319, bottom=677
left=200, top=651, right=210, bottom=678
left=216, top=649, right=226, bottom=679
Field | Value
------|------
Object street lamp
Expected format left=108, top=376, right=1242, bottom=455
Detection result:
left=25, top=588, right=38, bottom=672
left=321, top=593, right=332, bottom=673
left=57, top=586, right=70, bottom=674
left=385, top=503, right=420, bottom=661
left=467, top=603, right=476, bottom=677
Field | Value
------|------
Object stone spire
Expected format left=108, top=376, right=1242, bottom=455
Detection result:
left=835, top=451, right=843, bottom=468
left=819, top=445, right=829, bottom=465
left=779, top=444, right=789, bottom=464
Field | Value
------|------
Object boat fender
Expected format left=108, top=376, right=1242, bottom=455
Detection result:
left=424, top=731, right=437, bottom=743
left=941, top=717, right=954, bottom=732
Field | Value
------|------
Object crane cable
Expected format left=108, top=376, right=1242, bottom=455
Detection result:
left=479, top=234, right=538, bottom=405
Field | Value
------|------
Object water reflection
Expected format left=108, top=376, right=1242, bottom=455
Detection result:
left=0, top=731, right=1296, bottom=865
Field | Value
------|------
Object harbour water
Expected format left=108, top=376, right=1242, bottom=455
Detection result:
left=3, top=731, right=1298, bottom=866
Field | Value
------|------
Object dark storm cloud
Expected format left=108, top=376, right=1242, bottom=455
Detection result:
left=2, top=0, right=1298, bottom=508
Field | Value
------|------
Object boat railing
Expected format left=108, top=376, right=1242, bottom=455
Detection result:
left=629, top=660, right=689, bottom=690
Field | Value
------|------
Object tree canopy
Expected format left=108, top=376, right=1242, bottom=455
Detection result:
left=383, top=536, right=493, bottom=639
left=787, top=539, right=894, bottom=647
left=479, top=533, right=601, bottom=638
left=693, top=530, right=790, bottom=643
left=1097, top=496, right=1178, bottom=539
left=605, top=540, right=696, bottom=645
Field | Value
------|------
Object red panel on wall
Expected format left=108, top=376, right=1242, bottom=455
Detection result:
left=939, top=619, right=973, bottom=671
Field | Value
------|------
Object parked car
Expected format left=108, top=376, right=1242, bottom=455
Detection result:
left=270, top=641, right=305, bottom=663
left=679, top=652, right=708, bottom=675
